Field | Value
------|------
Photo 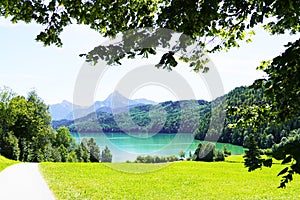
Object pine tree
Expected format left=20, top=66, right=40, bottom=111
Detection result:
left=101, top=146, right=112, bottom=163
left=243, top=134, right=262, bottom=172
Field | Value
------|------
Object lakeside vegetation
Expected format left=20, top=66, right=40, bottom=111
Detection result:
left=40, top=159, right=300, bottom=200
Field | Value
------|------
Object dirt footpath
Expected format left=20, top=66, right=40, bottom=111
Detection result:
left=0, top=163, right=56, bottom=200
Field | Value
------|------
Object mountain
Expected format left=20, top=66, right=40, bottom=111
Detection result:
left=133, top=98, right=157, bottom=105
left=52, top=99, right=208, bottom=134
left=51, top=86, right=300, bottom=149
left=49, top=100, right=99, bottom=121
left=101, top=91, right=142, bottom=109
left=49, top=91, right=157, bottom=121
left=49, top=100, right=74, bottom=121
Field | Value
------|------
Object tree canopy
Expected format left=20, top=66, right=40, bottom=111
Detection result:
left=0, top=87, right=110, bottom=163
left=1, top=0, right=299, bottom=71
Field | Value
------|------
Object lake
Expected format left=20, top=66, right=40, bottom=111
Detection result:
left=72, top=132, right=246, bottom=162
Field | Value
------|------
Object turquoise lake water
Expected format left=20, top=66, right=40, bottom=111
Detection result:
left=72, top=132, right=246, bottom=162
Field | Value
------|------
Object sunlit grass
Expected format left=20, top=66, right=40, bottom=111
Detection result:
left=0, top=155, right=18, bottom=172
left=225, top=154, right=282, bottom=164
left=225, top=155, right=244, bottom=163
left=40, top=160, right=300, bottom=200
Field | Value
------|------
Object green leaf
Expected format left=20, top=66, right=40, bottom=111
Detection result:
left=263, top=159, right=273, bottom=168
left=277, top=167, right=289, bottom=176
left=281, top=155, right=292, bottom=164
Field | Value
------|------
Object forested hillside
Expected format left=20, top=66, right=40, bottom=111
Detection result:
left=53, top=100, right=208, bottom=134
left=194, top=86, right=300, bottom=148
left=53, top=86, right=300, bottom=149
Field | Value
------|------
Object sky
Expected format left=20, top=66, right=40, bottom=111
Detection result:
left=0, top=17, right=298, bottom=105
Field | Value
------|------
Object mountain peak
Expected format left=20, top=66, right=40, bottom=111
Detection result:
left=103, top=90, right=130, bottom=108
left=133, top=98, right=157, bottom=105
left=50, top=92, right=157, bottom=121
left=109, top=90, right=126, bottom=98
left=61, top=100, right=72, bottom=105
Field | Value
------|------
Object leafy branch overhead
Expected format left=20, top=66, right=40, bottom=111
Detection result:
left=226, top=36, right=300, bottom=188
left=80, top=28, right=209, bottom=72
left=3, top=0, right=299, bottom=71
left=245, top=135, right=300, bottom=188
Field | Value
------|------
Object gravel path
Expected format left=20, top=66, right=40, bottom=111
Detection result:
left=0, top=163, right=56, bottom=200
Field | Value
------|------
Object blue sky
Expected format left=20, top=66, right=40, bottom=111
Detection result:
left=0, top=17, right=298, bottom=105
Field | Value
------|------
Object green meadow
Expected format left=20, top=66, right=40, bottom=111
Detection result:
left=0, top=155, right=18, bottom=172
left=39, top=156, right=300, bottom=200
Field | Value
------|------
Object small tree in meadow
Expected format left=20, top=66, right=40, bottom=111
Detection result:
left=101, top=146, right=112, bottom=163
left=243, top=134, right=262, bottom=172
left=179, top=151, right=185, bottom=159
left=87, top=138, right=101, bottom=162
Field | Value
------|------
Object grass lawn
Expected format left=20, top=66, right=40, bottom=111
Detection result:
left=40, top=158, right=300, bottom=200
left=0, top=155, right=18, bottom=172
left=225, top=155, right=282, bottom=164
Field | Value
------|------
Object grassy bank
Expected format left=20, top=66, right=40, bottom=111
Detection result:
left=0, top=155, right=18, bottom=172
left=40, top=158, right=300, bottom=200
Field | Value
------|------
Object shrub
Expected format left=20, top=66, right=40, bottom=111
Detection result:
left=214, top=150, right=225, bottom=161
left=134, top=155, right=178, bottom=163
left=224, top=145, right=232, bottom=157
left=179, top=151, right=186, bottom=159
left=193, top=142, right=225, bottom=162
left=193, top=142, right=214, bottom=162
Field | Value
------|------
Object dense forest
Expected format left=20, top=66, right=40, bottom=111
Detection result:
left=0, top=88, right=111, bottom=162
left=53, top=86, right=300, bottom=149
left=194, top=87, right=300, bottom=148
